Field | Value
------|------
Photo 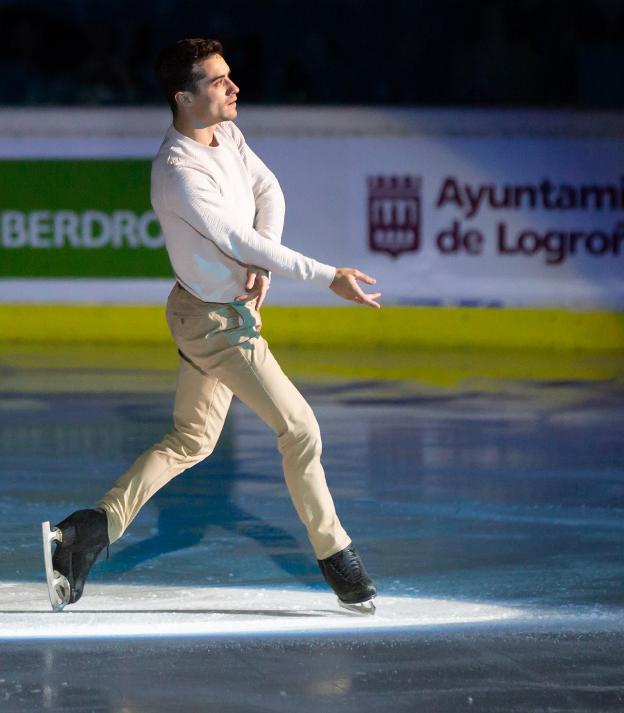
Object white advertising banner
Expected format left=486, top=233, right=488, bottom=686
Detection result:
left=263, top=136, right=624, bottom=308
left=0, top=108, right=622, bottom=308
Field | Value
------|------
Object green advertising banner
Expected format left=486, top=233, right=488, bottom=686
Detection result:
left=0, top=160, right=172, bottom=277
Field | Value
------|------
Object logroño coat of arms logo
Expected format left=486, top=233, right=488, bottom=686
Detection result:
left=367, top=175, right=422, bottom=257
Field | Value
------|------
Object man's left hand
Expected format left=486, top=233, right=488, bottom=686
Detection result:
left=235, top=267, right=270, bottom=310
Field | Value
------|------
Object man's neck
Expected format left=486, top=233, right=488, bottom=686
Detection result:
left=173, top=118, right=219, bottom=147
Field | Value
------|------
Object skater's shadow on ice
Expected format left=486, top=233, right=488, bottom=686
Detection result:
left=102, top=423, right=319, bottom=586
left=36, top=608, right=352, bottom=617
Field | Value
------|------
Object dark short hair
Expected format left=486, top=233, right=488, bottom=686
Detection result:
left=155, top=38, right=224, bottom=114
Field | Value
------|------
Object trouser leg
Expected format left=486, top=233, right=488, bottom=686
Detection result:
left=97, top=355, right=233, bottom=543
left=177, top=314, right=351, bottom=560
left=227, top=338, right=351, bottom=560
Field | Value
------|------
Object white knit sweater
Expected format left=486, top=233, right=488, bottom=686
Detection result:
left=150, top=121, right=337, bottom=302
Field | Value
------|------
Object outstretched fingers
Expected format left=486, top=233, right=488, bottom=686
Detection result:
left=354, top=270, right=377, bottom=286
left=353, top=281, right=382, bottom=308
left=358, top=292, right=382, bottom=308
left=329, top=267, right=382, bottom=308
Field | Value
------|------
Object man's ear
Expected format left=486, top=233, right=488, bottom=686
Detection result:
left=174, top=91, right=192, bottom=109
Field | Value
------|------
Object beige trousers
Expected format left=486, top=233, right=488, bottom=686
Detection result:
left=97, top=282, right=351, bottom=560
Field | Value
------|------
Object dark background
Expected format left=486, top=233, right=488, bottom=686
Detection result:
left=1, top=0, right=624, bottom=108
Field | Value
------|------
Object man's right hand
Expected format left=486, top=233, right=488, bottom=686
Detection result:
left=329, top=268, right=382, bottom=308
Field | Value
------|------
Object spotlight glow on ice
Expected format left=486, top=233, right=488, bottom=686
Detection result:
left=0, top=582, right=526, bottom=639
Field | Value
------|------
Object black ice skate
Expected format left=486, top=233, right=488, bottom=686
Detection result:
left=41, top=508, right=110, bottom=612
left=317, top=542, right=377, bottom=614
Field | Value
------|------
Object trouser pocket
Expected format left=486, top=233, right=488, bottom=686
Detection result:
left=169, top=300, right=261, bottom=364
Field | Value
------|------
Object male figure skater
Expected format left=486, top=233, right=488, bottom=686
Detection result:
left=42, top=38, right=381, bottom=614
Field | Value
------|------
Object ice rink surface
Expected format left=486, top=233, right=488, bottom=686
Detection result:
left=1, top=344, right=623, bottom=712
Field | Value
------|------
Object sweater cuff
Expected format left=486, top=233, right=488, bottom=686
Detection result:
left=312, top=262, right=337, bottom=289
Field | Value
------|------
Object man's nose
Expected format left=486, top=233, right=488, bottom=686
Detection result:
left=227, top=79, right=239, bottom=93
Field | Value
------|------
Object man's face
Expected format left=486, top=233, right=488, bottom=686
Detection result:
left=177, top=54, right=239, bottom=125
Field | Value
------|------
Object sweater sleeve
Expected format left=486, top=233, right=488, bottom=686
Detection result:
left=165, top=164, right=336, bottom=288
left=227, top=121, right=285, bottom=245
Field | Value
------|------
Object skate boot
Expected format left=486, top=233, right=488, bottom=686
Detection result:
left=41, top=508, right=110, bottom=612
left=317, top=542, right=377, bottom=614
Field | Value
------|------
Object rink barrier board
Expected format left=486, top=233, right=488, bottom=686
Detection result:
left=1, top=305, right=623, bottom=351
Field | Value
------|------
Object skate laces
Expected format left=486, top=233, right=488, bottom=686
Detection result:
left=332, top=547, right=362, bottom=582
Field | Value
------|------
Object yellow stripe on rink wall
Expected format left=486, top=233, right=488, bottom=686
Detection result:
left=1, top=304, right=623, bottom=350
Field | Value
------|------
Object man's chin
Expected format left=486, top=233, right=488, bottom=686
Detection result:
left=219, top=105, right=237, bottom=122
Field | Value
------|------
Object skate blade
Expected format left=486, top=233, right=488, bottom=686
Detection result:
left=41, top=521, right=71, bottom=612
left=338, top=598, right=376, bottom=615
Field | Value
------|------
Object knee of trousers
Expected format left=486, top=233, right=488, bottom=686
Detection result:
left=162, top=428, right=217, bottom=463
left=277, top=406, right=323, bottom=459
